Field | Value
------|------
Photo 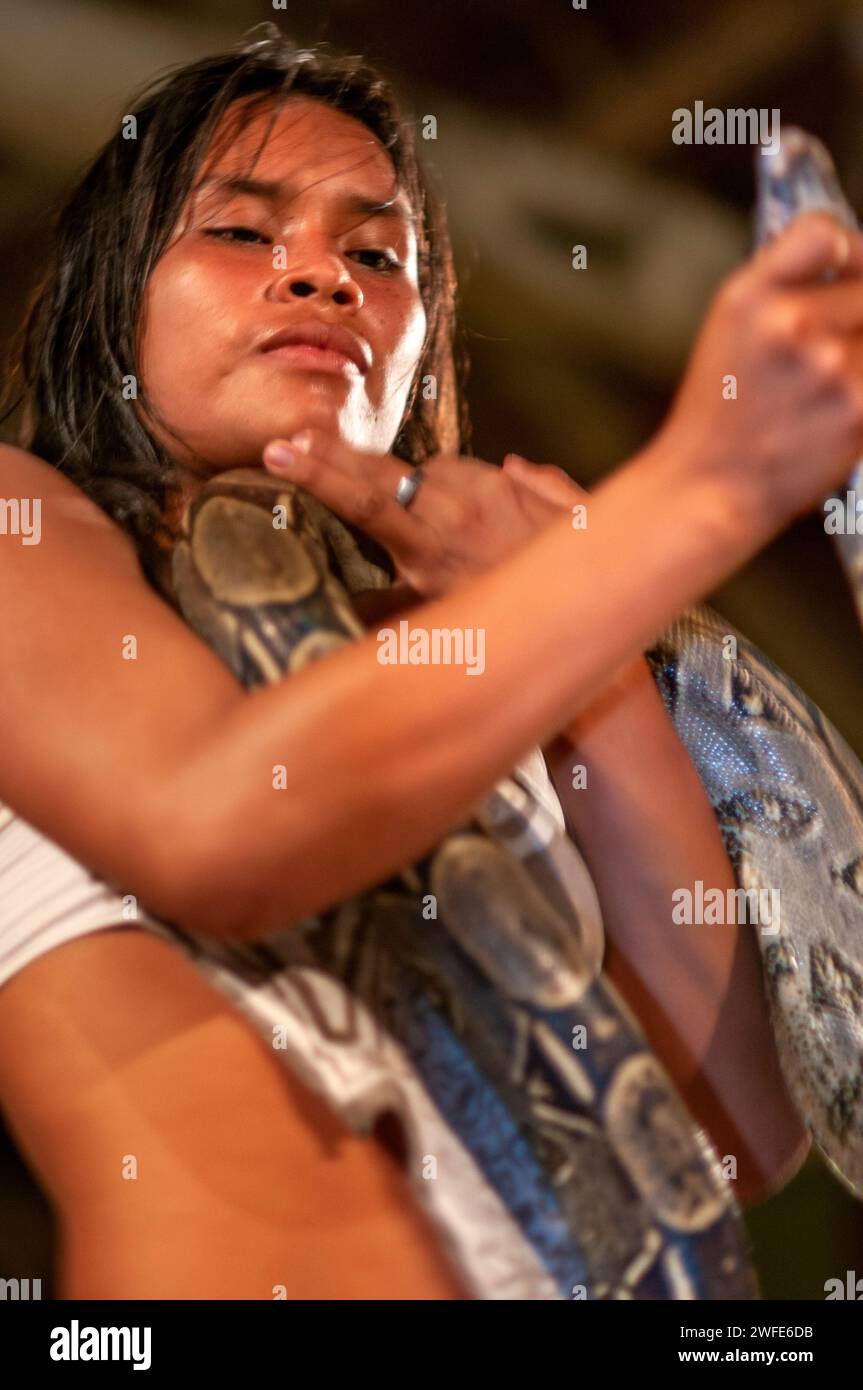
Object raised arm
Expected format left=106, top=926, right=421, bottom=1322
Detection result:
left=0, top=434, right=817, bottom=946
left=3, top=214, right=862, bottom=942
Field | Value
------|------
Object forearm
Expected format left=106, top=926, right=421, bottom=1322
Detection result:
left=544, top=657, right=809, bottom=1201
left=155, top=445, right=778, bottom=940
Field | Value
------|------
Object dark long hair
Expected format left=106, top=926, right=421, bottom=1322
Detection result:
left=0, top=25, right=471, bottom=586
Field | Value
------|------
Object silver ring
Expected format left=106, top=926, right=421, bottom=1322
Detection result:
left=394, top=465, right=426, bottom=510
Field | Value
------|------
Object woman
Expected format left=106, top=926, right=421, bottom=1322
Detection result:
left=0, top=30, right=861, bottom=1298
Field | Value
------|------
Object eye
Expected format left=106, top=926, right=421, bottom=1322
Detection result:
left=203, top=226, right=270, bottom=245
left=349, top=248, right=404, bottom=274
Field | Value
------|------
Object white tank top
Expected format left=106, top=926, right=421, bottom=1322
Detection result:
left=0, top=745, right=567, bottom=990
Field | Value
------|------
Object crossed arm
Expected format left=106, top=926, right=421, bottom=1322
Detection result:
left=0, top=435, right=810, bottom=1205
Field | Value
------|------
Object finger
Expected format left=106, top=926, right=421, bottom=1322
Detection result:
left=790, top=275, right=863, bottom=333
left=752, top=212, right=863, bottom=287
left=503, top=454, right=586, bottom=505
left=267, top=428, right=469, bottom=534
left=263, top=430, right=438, bottom=565
left=266, top=427, right=426, bottom=507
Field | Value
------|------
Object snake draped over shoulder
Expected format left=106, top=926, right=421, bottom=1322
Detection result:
left=124, top=124, right=863, bottom=1301
left=146, top=465, right=859, bottom=1301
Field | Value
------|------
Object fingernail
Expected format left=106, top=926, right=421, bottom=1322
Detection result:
left=289, top=429, right=313, bottom=452
left=266, top=442, right=298, bottom=470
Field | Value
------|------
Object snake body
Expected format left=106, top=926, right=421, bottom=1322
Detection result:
left=160, top=469, right=755, bottom=1300
left=648, top=607, right=863, bottom=1196
left=149, top=129, right=863, bottom=1298
left=755, top=126, right=863, bottom=625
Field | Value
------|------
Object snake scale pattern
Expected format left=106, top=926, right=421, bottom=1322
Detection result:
left=148, top=129, right=863, bottom=1299
left=161, top=470, right=756, bottom=1299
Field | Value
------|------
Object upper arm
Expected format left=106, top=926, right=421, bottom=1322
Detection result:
left=0, top=445, right=242, bottom=907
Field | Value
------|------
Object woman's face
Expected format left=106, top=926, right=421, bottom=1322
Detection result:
left=138, top=95, right=427, bottom=473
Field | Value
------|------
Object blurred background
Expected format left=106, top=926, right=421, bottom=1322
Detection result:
left=1, top=0, right=862, bottom=1298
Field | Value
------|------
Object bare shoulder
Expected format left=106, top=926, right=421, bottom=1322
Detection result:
left=0, top=442, right=140, bottom=568
left=0, top=441, right=240, bottom=905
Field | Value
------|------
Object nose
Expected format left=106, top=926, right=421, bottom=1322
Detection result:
left=270, top=239, right=364, bottom=310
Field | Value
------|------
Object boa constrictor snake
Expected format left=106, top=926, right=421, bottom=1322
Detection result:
left=151, top=129, right=863, bottom=1300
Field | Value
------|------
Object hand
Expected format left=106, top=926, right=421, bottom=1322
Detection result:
left=262, top=429, right=585, bottom=599
left=654, top=211, right=863, bottom=526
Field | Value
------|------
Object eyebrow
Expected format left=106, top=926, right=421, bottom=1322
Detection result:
left=195, top=174, right=416, bottom=229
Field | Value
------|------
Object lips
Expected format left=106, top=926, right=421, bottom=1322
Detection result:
left=260, top=319, right=371, bottom=374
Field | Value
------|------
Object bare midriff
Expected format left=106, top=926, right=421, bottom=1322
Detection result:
left=0, top=929, right=467, bottom=1299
